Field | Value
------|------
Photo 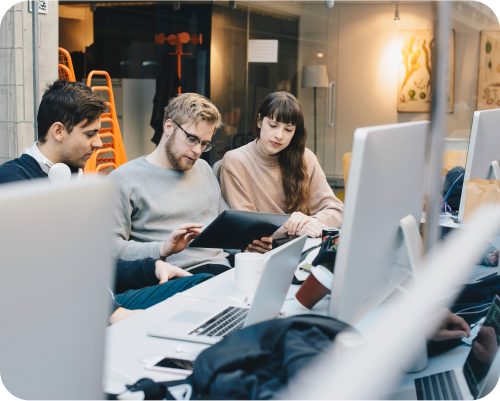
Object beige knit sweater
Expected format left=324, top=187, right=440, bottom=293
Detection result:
left=220, top=139, right=344, bottom=235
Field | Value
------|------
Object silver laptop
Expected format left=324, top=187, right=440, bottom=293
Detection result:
left=402, top=295, right=500, bottom=400
left=148, top=235, right=308, bottom=345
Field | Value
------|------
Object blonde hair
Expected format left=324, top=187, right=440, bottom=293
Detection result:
left=163, top=93, right=222, bottom=131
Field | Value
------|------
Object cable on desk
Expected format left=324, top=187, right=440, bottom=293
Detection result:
left=177, top=292, right=249, bottom=305
left=104, top=366, right=135, bottom=384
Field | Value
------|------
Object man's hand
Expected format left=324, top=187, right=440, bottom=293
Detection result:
left=109, top=307, right=142, bottom=325
left=296, top=220, right=327, bottom=238
left=247, top=236, right=273, bottom=253
left=472, top=326, right=498, bottom=364
left=486, top=249, right=499, bottom=267
left=430, top=309, right=470, bottom=341
left=160, top=223, right=203, bottom=258
left=155, top=260, right=192, bottom=284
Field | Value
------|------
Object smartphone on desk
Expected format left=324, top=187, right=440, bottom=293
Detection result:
left=144, top=356, right=194, bottom=376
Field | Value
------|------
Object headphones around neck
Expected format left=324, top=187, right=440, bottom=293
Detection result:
left=48, top=163, right=83, bottom=183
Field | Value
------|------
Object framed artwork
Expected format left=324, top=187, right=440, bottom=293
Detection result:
left=477, top=31, right=500, bottom=110
left=397, top=30, right=455, bottom=113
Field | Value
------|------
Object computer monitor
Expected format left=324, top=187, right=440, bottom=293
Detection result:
left=0, top=178, right=116, bottom=399
left=328, top=121, right=429, bottom=326
left=458, top=109, right=500, bottom=222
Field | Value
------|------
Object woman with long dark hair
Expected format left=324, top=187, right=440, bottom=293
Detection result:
left=220, top=91, right=343, bottom=250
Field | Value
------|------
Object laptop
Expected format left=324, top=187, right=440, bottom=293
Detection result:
left=148, top=235, right=307, bottom=345
left=405, top=295, right=500, bottom=400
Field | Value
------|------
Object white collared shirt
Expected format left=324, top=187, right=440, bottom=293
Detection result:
left=24, top=142, right=53, bottom=174
left=24, top=142, right=83, bottom=177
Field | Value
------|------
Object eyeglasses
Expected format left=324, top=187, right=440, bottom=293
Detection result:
left=173, top=120, right=215, bottom=152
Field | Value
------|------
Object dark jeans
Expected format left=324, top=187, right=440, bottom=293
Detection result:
left=115, top=273, right=212, bottom=310
left=189, top=263, right=232, bottom=276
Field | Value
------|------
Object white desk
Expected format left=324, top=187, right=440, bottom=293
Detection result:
left=104, top=239, right=323, bottom=394
left=103, top=238, right=499, bottom=397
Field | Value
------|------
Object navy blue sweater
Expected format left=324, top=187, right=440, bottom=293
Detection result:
left=115, top=258, right=158, bottom=294
left=0, top=154, right=48, bottom=185
left=112, top=258, right=159, bottom=312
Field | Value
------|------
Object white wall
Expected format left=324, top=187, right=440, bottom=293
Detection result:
left=0, top=5, right=17, bottom=165
left=122, top=79, right=156, bottom=161
left=88, top=78, right=156, bottom=162
left=332, top=1, right=499, bottom=180
left=335, top=2, right=433, bottom=177
left=0, top=1, right=58, bottom=161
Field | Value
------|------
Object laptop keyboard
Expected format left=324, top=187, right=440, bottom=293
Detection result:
left=189, top=306, right=249, bottom=338
left=415, top=370, right=462, bottom=400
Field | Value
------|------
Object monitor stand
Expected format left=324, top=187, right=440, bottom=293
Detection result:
left=489, top=160, right=500, bottom=180
left=399, top=214, right=422, bottom=281
left=396, top=214, right=428, bottom=373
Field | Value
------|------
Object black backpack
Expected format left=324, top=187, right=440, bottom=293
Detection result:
left=111, top=314, right=354, bottom=400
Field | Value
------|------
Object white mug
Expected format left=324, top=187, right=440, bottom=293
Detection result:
left=234, top=253, right=266, bottom=293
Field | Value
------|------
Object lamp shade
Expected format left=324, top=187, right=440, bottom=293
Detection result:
left=302, top=65, right=329, bottom=88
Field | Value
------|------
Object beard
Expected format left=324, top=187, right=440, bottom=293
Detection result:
left=59, top=147, right=88, bottom=169
left=164, top=131, right=197, bottom=171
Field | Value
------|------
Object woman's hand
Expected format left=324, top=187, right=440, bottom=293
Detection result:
left=296, top=219, right=327, bottom=238
left=160, top=223, right=203, bottom=258
left=155, top=260, right=193, bottom=284
left=285, top=212, right=313, bottom=236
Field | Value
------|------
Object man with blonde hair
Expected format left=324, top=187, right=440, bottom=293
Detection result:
left=109, top=93, right=270, bottom=276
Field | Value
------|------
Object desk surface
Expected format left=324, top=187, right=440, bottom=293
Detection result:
left=103, top=238, right=499, bottom=397
left=104, top=271, right=333, bottom=394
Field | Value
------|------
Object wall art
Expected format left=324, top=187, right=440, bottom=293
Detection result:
left=398, top=30, right=455, bottom=113
left=477, top=31, right=500, bottom=110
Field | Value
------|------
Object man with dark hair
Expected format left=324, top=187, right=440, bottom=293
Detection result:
left=0, top=80, right=107, bottom=183
left=0, top=80, right=213, bottom=324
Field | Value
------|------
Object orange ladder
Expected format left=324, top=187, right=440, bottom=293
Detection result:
left=84, top=71, right=127, bottom=174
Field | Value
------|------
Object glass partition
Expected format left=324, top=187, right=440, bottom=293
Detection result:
left=57, top=1, right=499, bottom=187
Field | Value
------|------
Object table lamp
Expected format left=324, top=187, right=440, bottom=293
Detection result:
left=302, top=65, right=329, bottom=154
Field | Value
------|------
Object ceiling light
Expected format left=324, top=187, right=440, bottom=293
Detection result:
left=317, top=53, right=324, bottom=58
left=394, top=2, right=400, bottom=23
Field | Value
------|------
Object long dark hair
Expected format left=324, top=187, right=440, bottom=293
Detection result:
left=253, top=91, right=309, bottom=214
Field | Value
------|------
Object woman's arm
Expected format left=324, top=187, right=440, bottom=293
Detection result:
left=307, top=157, right=344, bottom=227
left=220, top=165, right=258, bottom=211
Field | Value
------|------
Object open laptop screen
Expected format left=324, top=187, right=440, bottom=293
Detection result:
left=463, top=295, right=500, bottom=399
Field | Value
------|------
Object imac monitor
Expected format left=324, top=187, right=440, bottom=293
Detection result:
left=458, top=109, right=500, bottom=222
left=0, top=178, right=116, bottom=399
left=328, top=121, right=429, bottom=326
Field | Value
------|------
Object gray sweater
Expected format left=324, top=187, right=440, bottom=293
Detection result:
left=108, top=156, right=230, bottom=270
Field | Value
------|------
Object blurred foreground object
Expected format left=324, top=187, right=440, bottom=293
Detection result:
left=281, top=204, right=500, bottom=400
left=0, top=178, right=115, bottom=399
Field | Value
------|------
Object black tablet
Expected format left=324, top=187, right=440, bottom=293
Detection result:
left=188, top=210, right=290, bottom=249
